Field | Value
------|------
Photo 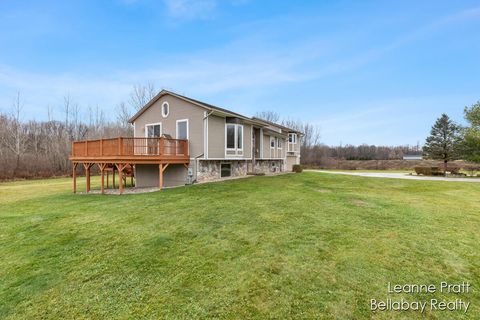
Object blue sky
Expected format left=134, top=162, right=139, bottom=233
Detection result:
left=1, top=0, right=479, bottom=145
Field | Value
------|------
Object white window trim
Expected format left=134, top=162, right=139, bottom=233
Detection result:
left=237, top=124, right=244, bottom=151
left=144, top=122, right=162, bottom=155
left=270, top=136, right=275, bottom=149
left=289, top=133, right=297, bottom=144
left=226, top=123, right=236, bottom=151
left=277, top=137, right=282, bottom=149
left=176, top=119, right=189, bottom=140
left=161, top=101, right=169, bottom=118
left=288, top=133, right=297, bottom=153
left=259, top=128, right=264, bottom=158
left=145, top=122, right=162, bottom=137
left=225, top=123, right=244, bottom=156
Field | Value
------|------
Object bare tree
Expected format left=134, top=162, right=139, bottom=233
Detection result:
left=254, top=111, right=280, bottom=123
left=116, top=102, right=133, bottom=129
left=63, top=95, right=71, bottom=127
left=129, top=81, right=157, bottom=110
left=1, top=92, right=28, bottom=175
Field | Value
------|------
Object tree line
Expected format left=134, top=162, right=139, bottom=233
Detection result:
left=254, top=111, right=422, bottom=166
left=0, top=83, right=157, bottom=180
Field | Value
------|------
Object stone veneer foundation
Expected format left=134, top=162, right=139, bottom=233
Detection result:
left=196, top=159, right=284, bottom=183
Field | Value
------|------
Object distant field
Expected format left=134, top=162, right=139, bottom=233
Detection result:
left=308, top=159, right=474, bottom=171
left=0, top=173, right=479, bottom=319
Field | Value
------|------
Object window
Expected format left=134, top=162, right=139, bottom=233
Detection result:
left=146, top=123, right=161, bottom=137
left=226, top=123, right=243, bottom=155
left=221, top=163, right=231, bottom=177
left=161, top=102, right=169, bottom=118
left=176, top=119, right=188, bottom=140
left=237, top=125, right=243, bottom=150
left=288, top=133, right=297, bottom=144
left=145, top=123, right=161, bottom=155
left=270, top=137, right=275, bottom=148
left=277, top=138, right=282, bottom=149
left=226, top=124, right=235, bottom=149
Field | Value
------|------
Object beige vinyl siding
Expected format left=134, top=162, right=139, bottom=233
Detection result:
left=263, top=134, right=272, bottom=159
left=207, top=116, right=252, bottom=159
left=133, top=94, right=205, bottom=157
left=261, top=134, right=286, bottom=159
left=243, top=124, right=252, bottom=158
left=207, top=115, right=225, bottom=158
left=135, top=164, right=188, bottom=187
left=286, top=155, right=299, bottom=171
left=294, top=138, right=301, bottom=153
left=278, top=137, right=286, bottom=159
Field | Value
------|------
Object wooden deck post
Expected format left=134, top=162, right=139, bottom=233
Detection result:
left=159, top=164, right=163, bottom=190
left=83, top=163, right=91, bottom=193
left=117, top=164, right=124, bottom=194
left=72, top=163, right=77, bottom=193
left=159, top=163, right=169, bottom=190
left=98, top=163, right=106, bottom=194
left=101, top=169, right=105, bottom=194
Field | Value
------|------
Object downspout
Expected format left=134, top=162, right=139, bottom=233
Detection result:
left=192, top=110, right=214, bottom=183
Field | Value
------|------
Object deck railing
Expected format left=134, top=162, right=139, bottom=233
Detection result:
left=71, top=137, right=189, bottom=158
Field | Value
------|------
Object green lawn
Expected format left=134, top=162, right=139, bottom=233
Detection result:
left=311, top=169, right=413, bottom=173
left=0, top=173, right=479, bottom=319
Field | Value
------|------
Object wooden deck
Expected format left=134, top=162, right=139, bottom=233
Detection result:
left=70, top=137, right=189, bottom=163
left=69, top=137, right=189, bottom=194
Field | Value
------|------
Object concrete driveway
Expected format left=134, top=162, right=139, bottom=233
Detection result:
left=308, top=170, right=480, bottom=183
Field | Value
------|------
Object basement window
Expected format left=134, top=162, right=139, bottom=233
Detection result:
left=221, top=163, right=231, bottom=177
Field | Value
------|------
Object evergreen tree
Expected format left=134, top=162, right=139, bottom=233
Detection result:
left=423, top=114, right=461, bottom=174
left=460, top=101, right=480, bottom=163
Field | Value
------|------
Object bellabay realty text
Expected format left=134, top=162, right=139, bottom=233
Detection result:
left=370, top=282, right=472, bottom=314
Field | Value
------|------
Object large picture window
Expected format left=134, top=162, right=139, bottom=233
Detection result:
left=226, top=123, right=243, bottom=155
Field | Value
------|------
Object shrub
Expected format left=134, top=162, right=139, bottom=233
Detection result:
left=463, top=165, right=480, bottom=176
left=292, top=165, right=303, bottom=173
left=447, top=166, right=461, bottom=175
left=414, top=166, right=442, bottom=176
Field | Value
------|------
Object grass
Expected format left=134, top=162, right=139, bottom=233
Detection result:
left=0, top=173, right=479, bottom=319
left=311, top=169, right=413, bottom=173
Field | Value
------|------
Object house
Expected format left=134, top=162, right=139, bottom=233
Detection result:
left=403, top=154, right=423, bottom=160
left=69, top=90, right=301, bottom=193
